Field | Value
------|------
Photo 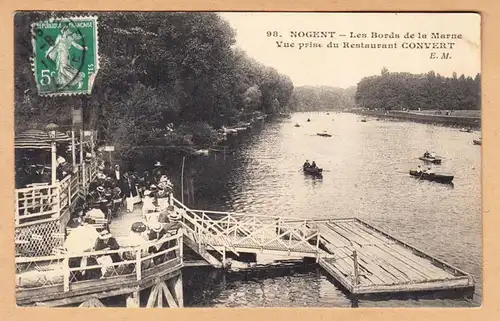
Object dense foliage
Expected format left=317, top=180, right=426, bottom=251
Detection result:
left=355, top=68, right=481, bottom=111
left=14, top=12, right=294, bottom=161
left=288, top=86, right=356, bottom=112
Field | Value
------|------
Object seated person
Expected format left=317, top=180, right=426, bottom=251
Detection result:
left=311, top=161, right=317, bottom=168
left=94, top=230, right=122, bottom=263
left=303, top=160, right=310, bottom=168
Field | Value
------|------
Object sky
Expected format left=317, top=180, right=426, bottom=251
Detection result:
left=219, top=13, right=481, bottom=88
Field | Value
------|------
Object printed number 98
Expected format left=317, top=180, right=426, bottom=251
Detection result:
left=267, top=31, right=280, bottom=37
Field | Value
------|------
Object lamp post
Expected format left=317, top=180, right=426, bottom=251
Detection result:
left=45, top=123, right=59, bottom=185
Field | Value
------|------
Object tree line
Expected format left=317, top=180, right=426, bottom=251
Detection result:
left=355, top=68, right=481, bottom=111
left=14, top=12, right=294, bottom=164
left=288, top=86, right=356, bottom=112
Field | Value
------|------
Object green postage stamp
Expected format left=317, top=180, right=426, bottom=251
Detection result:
left=31, top=16, right=99, bottom=96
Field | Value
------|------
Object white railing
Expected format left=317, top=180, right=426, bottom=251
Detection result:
left=15, top=157, right=99, bottom=227
left=172, top=199, right=322, bottom=256
left=15, top=229, right=183, bottom=292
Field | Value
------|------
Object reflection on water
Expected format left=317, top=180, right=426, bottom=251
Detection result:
left=179, top=112, right=481, bottom=307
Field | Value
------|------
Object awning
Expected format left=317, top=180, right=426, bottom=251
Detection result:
left=15, top=129, right=71, bottom=149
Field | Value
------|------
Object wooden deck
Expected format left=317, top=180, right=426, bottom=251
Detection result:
left=314, top=218, right=474, bottom=295
left=108, top=204, right=145, bottom=240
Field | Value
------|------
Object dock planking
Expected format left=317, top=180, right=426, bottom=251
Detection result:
left=315, top=218, right=474, bottom=295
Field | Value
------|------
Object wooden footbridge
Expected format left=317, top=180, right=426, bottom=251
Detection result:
left=15, top=189, right=475, bottom=307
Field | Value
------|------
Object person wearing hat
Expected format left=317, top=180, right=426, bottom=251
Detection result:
left=147, top=222, right=169, bottom=264
left=121, top=172, right=139, bottom=213
left=84, top=152, right=93, bottom=163
left=96, top=185, right=106, bottom=200
left=148, top=222, right=166, bottom=241
left=142, top=190, right=157, bottom=221
left=152, top=161, right=164, bottom=181
left=94, top=230, right=122, bottom=263
left=156, top=182, right=170, bottom=210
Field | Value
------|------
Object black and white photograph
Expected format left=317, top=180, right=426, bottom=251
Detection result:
left=13, top=12, right=481, bottom=308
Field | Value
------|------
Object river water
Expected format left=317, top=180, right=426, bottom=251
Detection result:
left=178, top=112, right=481, bottom=308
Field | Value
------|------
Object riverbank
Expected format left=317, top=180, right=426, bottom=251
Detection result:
left=349, top=109, right=481, bottom=128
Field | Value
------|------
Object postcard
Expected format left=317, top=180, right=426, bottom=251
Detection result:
left=13, top=11, right=481, bottom=308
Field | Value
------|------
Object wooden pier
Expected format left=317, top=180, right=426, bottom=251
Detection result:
left=173, top=200, right=475, bottom=297
left=313, top=218, right=474, bottom=295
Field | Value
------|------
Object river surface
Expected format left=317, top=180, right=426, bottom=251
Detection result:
left=178, top=112, right=481, bottom=308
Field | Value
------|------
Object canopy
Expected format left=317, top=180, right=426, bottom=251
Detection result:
left=15, top=129, right=71, bottom=149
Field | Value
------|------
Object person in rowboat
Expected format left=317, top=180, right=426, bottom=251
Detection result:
left=303, top=160, right=310, bottom=169
left=311, top=161, right=317, bottom=169
left=426, top=167, right=434, bottom=175
left=423, top=151, right=430, bottom=158
left=416, top=165, right=423, bottom=174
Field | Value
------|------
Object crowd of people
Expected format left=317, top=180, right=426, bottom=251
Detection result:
left=62, top=158, right=183, bottom=281
left=15, top=142, right=94, bottom=188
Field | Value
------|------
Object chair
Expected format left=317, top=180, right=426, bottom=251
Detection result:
left=90, top=218, right=108, bottom=231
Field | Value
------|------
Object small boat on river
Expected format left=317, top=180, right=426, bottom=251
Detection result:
left=303, top=166, right=323, bottom=178
left=460, top=128, right=473, bottom=133
left=419, top=152, right=442, bottom=164
left=361, top=119, right=367, bottom=122
left=307, top=118, right=311, bottom=122
left=418, top=156, right=442, bottom=164
left=294, top=124, right=300, bottom=127
left=473, top=138, right=482, bottom=145
left=317, top=132, right=332, bottom=137
left=409, top=170, right=454, bottom=184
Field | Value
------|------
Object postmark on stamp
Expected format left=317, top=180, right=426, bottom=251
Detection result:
left=31, top=16, right=99, bottom=96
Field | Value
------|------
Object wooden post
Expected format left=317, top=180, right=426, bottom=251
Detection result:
left=90, top=131, right=95, bottom=156
left=178, top=231, right=183, bottom=262
left=146, top=284, right=159, bottom=308
left=136, top=249, right=142, bottom=281
left=63, top=257, right=70, bottom=292
left=174, top=273, right=184, bottom=308
left=80, top=129, right=85, bottom=186
left=156, top=283, right=163, bottom=308
left=71, top=130, right=76, bottom=172
left=51, top=142, right=57, bottom=185
left=181, top=156, right=186, bottom=204
left=352, top=250, right=359, bottom=286
left=126, top=291, right=140, bottom=308
left=315, top=232, right=320, bottom=263
left=222, top=248, right=226, bottom=268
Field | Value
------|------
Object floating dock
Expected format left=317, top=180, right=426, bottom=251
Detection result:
left=312, top=218, right=474, bottom=295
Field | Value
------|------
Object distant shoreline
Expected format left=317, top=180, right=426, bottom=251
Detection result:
left=348, top=109, right=481, bottom=129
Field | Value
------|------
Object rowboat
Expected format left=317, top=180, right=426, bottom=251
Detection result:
left=294, top=124, right=300, bottom=127
left=418, top=156, right=442, bottom=164
left=317, top=133, right=332, bottom=137
left=473, top=139, right=481, bottom=145
left=409, top=170, right=454, bottom=184
left=361, top=119, right=367, bottom=122
left=303, top=166, right=323, bottom=178
left=459, top=128, right=473, bottom=133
